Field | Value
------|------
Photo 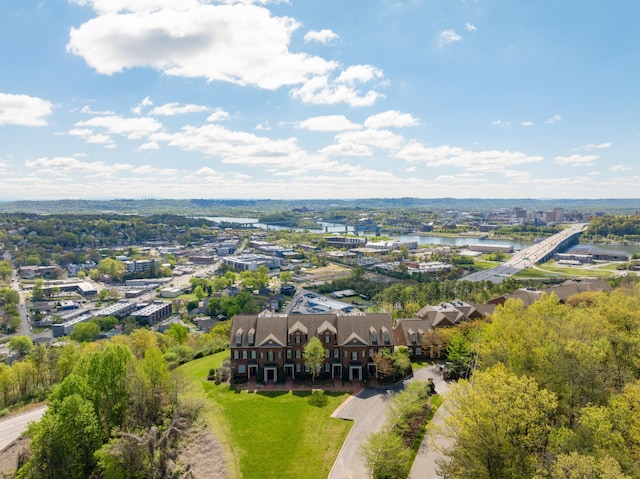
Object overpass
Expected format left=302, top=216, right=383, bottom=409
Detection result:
left=462, top=223, right=589, bottom=283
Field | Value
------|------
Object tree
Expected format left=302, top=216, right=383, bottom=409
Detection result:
left=360, top=431, right=412, bottom=479
left=31, top=278, right=44, bottom=301
left=20, top=394, right=102, bottom=479
left=165, top=323, right=189, bottom=345
left=70, top=321, right=100, bottom=343
left=193, top=284, right=206, bottom=301
left=435, top=364, right=557, bottom=479
left=303, top=336, right=325, bottom=382
left=9, top=335, right=34, bottom=358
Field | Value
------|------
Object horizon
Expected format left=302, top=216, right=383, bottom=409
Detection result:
left=1, top=1, right=639, bottom=200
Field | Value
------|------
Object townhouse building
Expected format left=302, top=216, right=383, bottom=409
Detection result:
left=230, top=312, right=394, bottom=383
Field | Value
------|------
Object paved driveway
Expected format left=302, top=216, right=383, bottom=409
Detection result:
left=329, top=365, right=447, bottom=479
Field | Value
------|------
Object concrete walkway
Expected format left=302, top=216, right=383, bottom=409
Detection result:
left=409, top=374, right=451, bottom=479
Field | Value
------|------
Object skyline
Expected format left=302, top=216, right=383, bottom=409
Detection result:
left=1, top=1, right=639, bottom=200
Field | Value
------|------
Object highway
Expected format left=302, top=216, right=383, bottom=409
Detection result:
left=462, top=223, right=588, bottom=283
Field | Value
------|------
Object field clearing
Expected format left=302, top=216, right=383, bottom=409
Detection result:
left=296, top=264, right=353, bottom=284
left=175, top=353, right=352, bottom=479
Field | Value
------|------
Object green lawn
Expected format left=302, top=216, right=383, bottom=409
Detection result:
left=175, top=353, right=353, bottom=479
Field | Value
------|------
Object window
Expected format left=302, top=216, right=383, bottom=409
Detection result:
left=238, top=364, right=246, bottom=374
left=251, top=350, right=256, bottom=360
left=369, top=349, right=374, bottom=357
left=410, top=333, right=417, bottom=345
left=371, top=331, right=378, bottom=345
left=233, top=350, right=239, bottom=359
left=242, top=350, right=247, bottom=359
left=287, top=350, right=292, bottom=359
left=383, top=331, right=390, bottom=344
left=295, top=335, right=301, bottom=344
left=260, top=352, right=264, bottom=359
left=248, top=332, right=255, bottom=346
left=344, top=351, right=348, bottom=358
left=351, top=351, right=358, bottom=361
left=415, top=347, right=423, bottom=355
left=296, top=349, right=301, bottom=359
left=267, top=351, right=274, bottom=362
left=334, top=349, right=339, bottom=358
left=325, top=363, right=330, bottom=372
left=325, top=335, right=330, bottom=343
left=362, top=350, right=366, bottom=358
left=305, top=365, right=310, bottom=373
left=235, top=332, right=242, bottom=346
left=296, top=363, right=301, bottom=372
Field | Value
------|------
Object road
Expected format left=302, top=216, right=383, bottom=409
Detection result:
left=463, top=223, right=588, bottom=283
left=0, top=406, right=47, bottom=452
left=328, top=364, right=448, bottom=479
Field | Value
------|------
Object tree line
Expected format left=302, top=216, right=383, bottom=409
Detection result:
left=435, top=279, right=640, bottom=478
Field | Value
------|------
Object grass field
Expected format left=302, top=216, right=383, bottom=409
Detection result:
left=175, top=352, right=353, bottom=479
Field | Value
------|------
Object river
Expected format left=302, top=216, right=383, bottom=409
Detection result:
left=204, top=217, right=640, bottom=255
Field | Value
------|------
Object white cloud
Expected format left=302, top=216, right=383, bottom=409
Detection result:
left=75, top=115, right=163, bottom=139
left=132, top=96, right=153, bottom=115
left=304, top=29, right=339, bottom=44
left=297, top=115, right=361, bottom=132
left=206, top=109, right=231, bottom=122
left=255, top=122, right=271, bottom=131
left=545, top=114, right=562, bottom=124
left=332, top=128, right=406, bottom=152
left=137, top=141, right=160, bottom=150
left=149, top=102, right=208, bottom=116
left=364, top=110, right=419, bottom=129
left=395, top=142, right=544, bottom=172
left=521, top=120, right=533, bottom=127
left=580, top=142, right=612, bottom=150
left=24, top=156, right=133, bottom=175
left=465, top=22, right=477, bottom=32
left=0, top=93, right=53, bottom=126
left=320, top=143, right=373, bottom=157
left=162, top=123, right=332, bottom=172
left=68, top=128, right=114, bottom=145
left=67, top=2, right=338, bottom=90
left=610, top=164, right=632, bottom=172
left=491, top=120, right=511, bottom=126
left=439, top=30, right=462, bottom=46
left=80, top=105, right=115, bottom=115
left=336, top=65, right=383, bottom=85
left=554, top=154, right=599, bottom=166
left=291, top=68, right=385, bottom=107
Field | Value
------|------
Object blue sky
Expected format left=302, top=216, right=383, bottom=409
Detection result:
left=0, top=0, right=638, bottom=200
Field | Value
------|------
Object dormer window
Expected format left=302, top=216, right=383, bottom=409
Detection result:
left=370, top=328, right=378, bottom=345
left=248, top=328, right=255, bottom=346
left=235, top=328, right=243, bottom=346
left=381, top=327, right=390, bottom=345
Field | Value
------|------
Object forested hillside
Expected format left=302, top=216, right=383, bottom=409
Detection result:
left=436, top=279, right=640, bottom=478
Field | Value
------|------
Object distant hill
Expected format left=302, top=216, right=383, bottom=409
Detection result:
left=0, top=198, right=639, bottom=215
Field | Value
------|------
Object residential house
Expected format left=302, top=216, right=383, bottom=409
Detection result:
left=230, top=312, right=393, bottom=383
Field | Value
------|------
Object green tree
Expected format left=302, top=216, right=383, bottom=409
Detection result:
left=193, top=284, right=206, bottom=301
left=165, top=323, right=189, bottom=345
left=9, top=335, right=34, bottom=358
left=436, top=364, right=557, bottom=479
left=360, top=431, right=412, bottom=479
left=303, top=336, right=325, bottom=382
left=70, top=321, right=100, bottom=343
left=20, top=394, right=101, bottom=479
left=31, top=278, right=44, bottom=301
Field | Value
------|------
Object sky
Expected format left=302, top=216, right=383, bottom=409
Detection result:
left=0, top=0, right=639, bottom=201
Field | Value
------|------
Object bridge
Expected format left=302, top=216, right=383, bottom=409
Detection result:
left=462, top=223, right=589, bottom=283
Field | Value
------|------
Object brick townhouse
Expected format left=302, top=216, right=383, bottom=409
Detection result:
left=230, top=312, right=394, bottom=383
